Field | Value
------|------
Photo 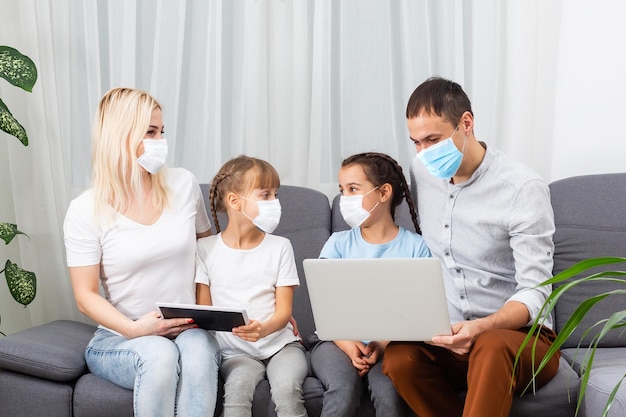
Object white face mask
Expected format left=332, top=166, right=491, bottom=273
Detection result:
left=137, top=138, right=168, bottom=174
left=242, top=198, right=282, bottom=234
left=339, top=187, right=379, bottom=228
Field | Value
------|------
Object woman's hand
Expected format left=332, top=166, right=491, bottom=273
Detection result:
left=130, top=310, right=198, bottom=339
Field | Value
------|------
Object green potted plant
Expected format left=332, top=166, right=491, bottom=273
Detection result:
left=0, top=45, right=38, bottom=336
left=515, top=256, right=626, bottom=417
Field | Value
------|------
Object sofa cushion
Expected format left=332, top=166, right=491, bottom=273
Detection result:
left=562, top=347, right=626, bottom=417
left=550, top=173, right=626, bottom=348
left=73, top=373, right=134, bottom=417
left=510, top=356, right=579, bottom=417
left=0, top=319, right=95, bottom=381
left=0, top=369, right=74, bottom=417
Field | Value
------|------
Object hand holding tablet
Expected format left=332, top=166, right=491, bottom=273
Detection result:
left=156, top=302, right=249, bottom=332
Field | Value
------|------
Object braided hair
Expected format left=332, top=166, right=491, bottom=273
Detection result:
left=341, top=152, right=421, bottom=234
left=209, top=155, right=280, bottom=233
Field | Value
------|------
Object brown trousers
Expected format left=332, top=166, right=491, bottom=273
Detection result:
left=382, top=327, right=559, bottom=417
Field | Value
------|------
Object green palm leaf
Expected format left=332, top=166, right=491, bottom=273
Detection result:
left=514, top=256, right=626, bottom=416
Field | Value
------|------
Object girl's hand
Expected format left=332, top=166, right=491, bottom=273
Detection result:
left=289, top=316, right=300, bottom=337
left=131, top=310, right=197, bottom=339
left=232, top=319, right=265, bottom=342
left=335, top=340, right=371, bottom=376
left=363, top=341, right=385, bottom=366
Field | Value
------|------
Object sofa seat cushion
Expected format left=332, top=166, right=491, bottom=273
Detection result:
left=510, top=356, right=579, bottom=417
left=0, top=320, right=95, bottom=381
left=73, top=373, right=133, bottom=417
left=561, top=347, right=626, bottom=417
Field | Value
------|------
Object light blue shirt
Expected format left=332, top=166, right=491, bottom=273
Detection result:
left=320, top=226, right=431, bottom=259
left=411, top=144, right=555, bottom=329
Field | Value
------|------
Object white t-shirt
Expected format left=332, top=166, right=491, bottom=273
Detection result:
left=63, top=168, right=211, bottom=320
left=195, top=233, right=300, bottom=359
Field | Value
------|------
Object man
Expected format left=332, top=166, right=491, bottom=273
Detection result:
left=382, top=77, right=559, bottom=417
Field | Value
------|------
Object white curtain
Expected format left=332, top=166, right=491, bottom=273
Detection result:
left=2, top=0, right=626, bottom=333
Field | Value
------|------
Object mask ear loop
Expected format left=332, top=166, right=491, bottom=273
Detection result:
left=453, top=125, right=467, bottom=155
left=364, top=186, right=380, bottom=214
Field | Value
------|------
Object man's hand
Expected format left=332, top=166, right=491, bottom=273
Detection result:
left=429, top=320, right=486, bottom=355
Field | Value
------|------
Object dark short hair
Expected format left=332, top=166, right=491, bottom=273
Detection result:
left=406, top=77, right=473, bottom=126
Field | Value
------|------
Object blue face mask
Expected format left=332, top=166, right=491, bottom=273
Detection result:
left=416, top=127, right=465, bottom=179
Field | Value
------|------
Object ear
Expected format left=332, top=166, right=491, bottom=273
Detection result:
left=379, top=183, right=393, bottom=203
left=226, top=192, right=241, bottom=211
left=460, top=111, right=474, bottom=134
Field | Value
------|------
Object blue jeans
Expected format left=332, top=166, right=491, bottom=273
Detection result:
left=86, top=327, right=220, bottom=417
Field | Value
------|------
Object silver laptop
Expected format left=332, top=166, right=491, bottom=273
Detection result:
left=303, top=257, right=451, bottom=341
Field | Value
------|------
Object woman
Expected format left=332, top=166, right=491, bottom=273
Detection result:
left=63, top=87, right=220, bottom=417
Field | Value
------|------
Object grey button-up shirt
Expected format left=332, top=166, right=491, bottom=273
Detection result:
left=411, top=144, right=555, bottom=329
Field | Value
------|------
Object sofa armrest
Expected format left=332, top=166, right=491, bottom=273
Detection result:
left=0, top=320, right=95, bottom=382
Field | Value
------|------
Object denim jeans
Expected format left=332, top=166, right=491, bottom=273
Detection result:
left=86, top=327, right=220, bottom=417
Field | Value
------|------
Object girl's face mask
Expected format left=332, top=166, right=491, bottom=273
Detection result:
left=241, top=197, right=282, bottom=234
left=339, top=186, right=379, bottom=228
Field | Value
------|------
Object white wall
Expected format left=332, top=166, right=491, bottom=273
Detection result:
left=550, top=1, right=626, bottom=181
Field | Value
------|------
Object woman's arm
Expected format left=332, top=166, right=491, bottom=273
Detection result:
left=232, top=285, right=294, bottom=342
left=70, top=265, right=196, bottom=339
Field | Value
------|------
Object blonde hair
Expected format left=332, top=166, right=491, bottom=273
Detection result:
left=209, top=155, right=280, bottom=232
left=91, top=87, right=169, bottom=224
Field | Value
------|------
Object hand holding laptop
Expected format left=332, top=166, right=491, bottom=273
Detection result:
left=303, top=258, right=452, bottom=342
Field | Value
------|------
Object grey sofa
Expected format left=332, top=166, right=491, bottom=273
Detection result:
left=0, top=173, right=625, bottom=417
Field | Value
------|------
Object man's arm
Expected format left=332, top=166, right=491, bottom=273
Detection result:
left=431, top=301, right=530, bottom=355
left=431, top=179, right=555, bottom=355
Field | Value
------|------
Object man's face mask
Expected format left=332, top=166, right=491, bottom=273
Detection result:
left=416, top=127, right=465, bottom=179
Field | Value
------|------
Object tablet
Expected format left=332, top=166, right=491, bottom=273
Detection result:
left=156, top=302, right=249, bottom=332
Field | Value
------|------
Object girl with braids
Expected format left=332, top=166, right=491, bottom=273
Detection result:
left=309, top=152, right=430, bottom=417
left=195, top=155, right=308, bottom=417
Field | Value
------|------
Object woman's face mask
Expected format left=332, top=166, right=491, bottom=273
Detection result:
left=137, top=138, right=168, bottom=174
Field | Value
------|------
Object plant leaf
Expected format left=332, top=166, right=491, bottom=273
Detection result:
left=3, top=260, right=36, bottom=306
left=602, top=373, right=626, bottom=417
left=542, top=257, right=626, bottom=286
left=0, top=222, right=29, bottom=244
left=0, top=46, right=37, bottom=92
left=0, top=98, right=28, bottom=145
left=515, top=257, right=626, bottom=416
